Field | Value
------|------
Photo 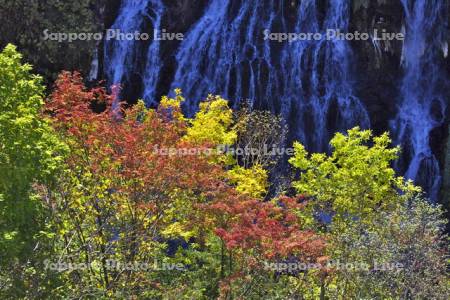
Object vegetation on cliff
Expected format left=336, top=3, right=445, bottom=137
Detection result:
left=0, top=0, right=104, bottom=82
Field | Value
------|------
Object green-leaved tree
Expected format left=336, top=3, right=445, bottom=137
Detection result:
left=289, top=127, right=418, bottom=227
left=0, top=44, right=65, bottom=265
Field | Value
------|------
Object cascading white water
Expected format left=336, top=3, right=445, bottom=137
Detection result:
left=142, top=1, right=164, bottom=106
left=390, top=0, right=447, bottom=201
left=104, top=0, right=150, bottom=86
left=280, top=0, right=370, bottom=151
left=169, top=0, right=279, bottom=116
left=170, top=0, right=369, bottom=152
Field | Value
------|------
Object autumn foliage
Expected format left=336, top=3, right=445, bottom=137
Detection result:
left=1, top=46, right=448, bottom=299
left=209, top=195, right=325, bottom=260
left=47, top=72, right=226, bottom=203
left=34, top=71, right=327, bottom=297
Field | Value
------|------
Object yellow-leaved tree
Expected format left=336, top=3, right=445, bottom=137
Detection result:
left=289, top=127, right=419, bottom=226
left=184, top=94, right=269, bottom=198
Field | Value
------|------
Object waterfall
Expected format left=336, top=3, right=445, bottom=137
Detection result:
left=279, top=0, right=369, bottom=151
left=390, top=0, right=447, bottom=201
left=104, top=0, right=150, bottom=87
left=104, top=0, right=164, bottom=106
left=170, top=0, right=369, bottom=151
left=142, top=1, right=164, bottom=106
left=169, top=0, right=279, bottom=117
left=88, top=47, right=99, bottom=81
left=102, top=0, right=450, bottom=200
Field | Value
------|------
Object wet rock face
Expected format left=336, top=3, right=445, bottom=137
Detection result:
left=162, top=0, right=209, bottom=33
left=105, top=0, right=448, bottom=130
left=350, top=0, right=449, bottom=169
left=103, top=0, right=121, bottom=29
left=152, top=0, right=210, bottom=105
left=107, top=0, right=441, bottom=131
left=350, top=0, right=406, bottom=135
left=103, top=0, right=444, bottom=114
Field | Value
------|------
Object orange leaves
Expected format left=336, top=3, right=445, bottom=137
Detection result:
left=44, top=72, right=327, bottom=294
left=207, top=194, right=326, bottom=262
left=45, top=72, right=229, bottom=233
left=46, top=71, right=111, bottom=126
